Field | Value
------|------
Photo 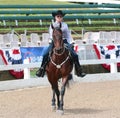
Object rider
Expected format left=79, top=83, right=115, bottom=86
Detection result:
left=36, top=10, right=86, bottom=77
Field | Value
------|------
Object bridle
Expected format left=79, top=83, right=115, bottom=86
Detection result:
left=50, top=23, right=70, bottom=69
left=52, top=23, right=65, bottom=55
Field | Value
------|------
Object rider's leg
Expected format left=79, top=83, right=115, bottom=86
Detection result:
left=36, top=42, right=53, bottom=77
left=64, top=39, right=86, bottom=77
left=73, top=54, right=86, bottom=77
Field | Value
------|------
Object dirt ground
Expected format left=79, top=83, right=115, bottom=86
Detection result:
left=0, top=80, right=120, bottom=118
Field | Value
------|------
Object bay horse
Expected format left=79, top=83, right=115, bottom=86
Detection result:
left=46, top=25, right=73, bottom=114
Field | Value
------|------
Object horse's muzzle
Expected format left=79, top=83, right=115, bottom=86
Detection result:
left=54, top=47, right=64, bottom=55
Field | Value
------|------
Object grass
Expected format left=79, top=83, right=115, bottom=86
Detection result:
left=0, top=0, right=69, bottom=5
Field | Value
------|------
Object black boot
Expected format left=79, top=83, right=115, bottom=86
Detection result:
left=36, top=63, right=47, bottom=77
left=36, top=56, right=49, bottom=77
left=36, top=42, right=53, bottom=77
left=74, top=60, right=86, bottom=77
left=68, top=74, right=73, bottom=80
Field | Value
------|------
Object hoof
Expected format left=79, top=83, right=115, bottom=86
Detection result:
left=56, top=110, right=64, bottom=115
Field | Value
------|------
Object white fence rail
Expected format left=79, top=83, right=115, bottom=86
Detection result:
left=0, top=58, right=120, bottom=91
left=0, top=58, right=120, bottom=73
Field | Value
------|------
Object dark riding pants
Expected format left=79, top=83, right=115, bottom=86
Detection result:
left=41, top=41, right=54, bottom=64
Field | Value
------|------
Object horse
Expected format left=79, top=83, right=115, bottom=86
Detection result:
left=46, top=25, right=73, bottom=114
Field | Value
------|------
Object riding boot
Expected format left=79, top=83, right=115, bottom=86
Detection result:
left=74, top=58, right=86, bottom=77
left=63, top=39, right=86, bottom=77
left=36, top=41, right=54, bottom=77
left=36, top=63, right=47, bottom=77
left=36, top=55, right=49, bottom=77
left=66, top=44, right=86, bottom=77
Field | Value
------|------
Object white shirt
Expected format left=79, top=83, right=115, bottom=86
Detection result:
left=49, top=21, right=72, bottom=44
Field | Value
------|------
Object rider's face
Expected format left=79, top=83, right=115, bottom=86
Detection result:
left=55, top=15, right=63, bottom=22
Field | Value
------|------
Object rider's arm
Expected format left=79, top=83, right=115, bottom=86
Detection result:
left=49, top=24, right=53, bottom=42
left=62, top=23, right=73, bottom=44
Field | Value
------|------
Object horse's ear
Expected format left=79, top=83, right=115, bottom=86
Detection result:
left=51, top=24, right=54, bottom=29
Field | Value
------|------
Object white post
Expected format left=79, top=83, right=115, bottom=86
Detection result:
left=3, top=20, right=6, bottom=26
left=24, top=29, right=27, bottom=35
left=39, top=19, right=42, bottom=26
left=81, top=28, right=84, bottom=40
left=113, top=18, right=116, bottom=24
left=110, top=53, right=117, bottom=73
left=76, top=19, right=79, bottom=25
left=23, top=58, right=30, bottom=79
left=88, top=19, right=92, bottom=24
left=15, top=20, right=18, bottom=26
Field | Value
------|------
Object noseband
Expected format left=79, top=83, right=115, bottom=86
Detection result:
left=54, top=46, right=65, bottom=55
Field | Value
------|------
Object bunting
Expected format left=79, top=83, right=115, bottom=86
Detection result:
left=2, top=48, right=24, bottom=79
left=93, top=44, right=120, bottom=71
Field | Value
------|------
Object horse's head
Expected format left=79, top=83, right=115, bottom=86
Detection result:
left=51, top=23, right=64, bottom=55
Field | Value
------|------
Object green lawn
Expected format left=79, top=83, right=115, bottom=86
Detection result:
left=0, top=0, right=70, bottom=5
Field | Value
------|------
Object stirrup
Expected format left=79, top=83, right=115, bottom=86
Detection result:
left=74, top=65, right=86, bottom=77
left=36, top=68, right=45, bottom=77
left=76, top=72, right=86, bottom=77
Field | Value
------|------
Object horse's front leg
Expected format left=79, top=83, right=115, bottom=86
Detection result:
left=59, top=77, right=68, bottom=112
left=52, top=85, right=60, bottom=110
left=55, top=88, right=60, bottom=110
left=51, top=88, right=56, bottom=110
left=57, top=84, right=66, bottom=115
left=60, top=85, right=65, bottom=110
